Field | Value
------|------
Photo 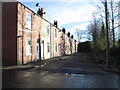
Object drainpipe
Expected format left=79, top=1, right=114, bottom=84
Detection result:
left=50, top=24, right=52, bottom=58
left=22, top=29, right=24, bottom=64
left=42, top=40, right=44, bottom=59
left=21, top=10, right=24, bottom=65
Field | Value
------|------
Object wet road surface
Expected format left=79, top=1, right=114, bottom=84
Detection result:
left=2, top=52, right=119, bottom=88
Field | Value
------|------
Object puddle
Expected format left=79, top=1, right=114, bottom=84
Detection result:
left=33, top=66, right=40, bottom=69
left=24, top=71, right=33, bottom=78
left=53, top=73, right=59, bottom=76
left=65, top=73, right=84, bottom=77
left=41, top=65, right=44, bottom=67
left=70, top=74, right=84, bottom=77
left=41, top=72, right=44, bottom=75
left=35, top=66, right=39, bottom=68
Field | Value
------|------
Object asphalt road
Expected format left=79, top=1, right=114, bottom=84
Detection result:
left=2, top=52, right=119, bottom=88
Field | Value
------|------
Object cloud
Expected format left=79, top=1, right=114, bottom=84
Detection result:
left=48, top=3, right=97, bottom=27
left=68, top=23, right=89, bottom=33
left=68, top=22, right=91, bottom=42
left=44, top=2, right=97, bottom=42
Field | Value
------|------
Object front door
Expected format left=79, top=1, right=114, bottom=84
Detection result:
left=37, top=39, right=40, bottom=59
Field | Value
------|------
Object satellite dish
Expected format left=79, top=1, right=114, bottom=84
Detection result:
left=36, top=3, right=39, bottom=6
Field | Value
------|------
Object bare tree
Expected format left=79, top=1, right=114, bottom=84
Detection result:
left=92, top=0, right=120, bottom=47
left=75, top=29, right=88, bottom=43
left=75, top=29, right=83, bottom=43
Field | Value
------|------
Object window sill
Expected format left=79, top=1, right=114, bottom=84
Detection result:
left=26, top=54, right=32, bottom=56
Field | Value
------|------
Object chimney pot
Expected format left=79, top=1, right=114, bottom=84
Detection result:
left=54, top=20, right=58, bottom=28
left=37, top=8, right=45, bottom=17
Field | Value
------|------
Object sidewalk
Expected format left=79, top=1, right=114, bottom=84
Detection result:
left=89, top=52, right=120, bottom=75
left=98, top=64, right=120, bottom=75
left=2, top=55, right=70, bottom=70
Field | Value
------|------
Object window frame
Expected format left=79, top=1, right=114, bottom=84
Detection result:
left=26, top=12, right=32, bottom=30
left=55, top=29, right=57, bottom=37
left=26, top=37, right=32, bottom=56
left=55, top=43, right=57, bottom=52
left=47, top=27, right=50, bottom=35
left=47, top=42, right=50, bottom=52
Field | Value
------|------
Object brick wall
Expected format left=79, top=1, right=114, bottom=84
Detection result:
left=17, top=3, right=41, bottom=64
left=59, top=31, right=65, bottom=55
left=50, top=25, right=54, bottom=58
left=53, top=28, right=60, bottom=57
left=2, top=2, right=17, bottom=66
left=66, top=35, right=70, bottom=54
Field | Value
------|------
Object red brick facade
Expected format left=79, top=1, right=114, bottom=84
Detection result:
left=17, top=3, right=41, bottom=64
left=2, top=2, right=78, bottom=66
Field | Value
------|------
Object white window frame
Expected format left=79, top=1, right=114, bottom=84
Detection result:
left=26, top=12, right=32, bottom=30
left=55, top=29, right=57, bottom=37
left=55, top=43, right=57, bottom=52
left=47, top=28, right=50, bottom=35
left=26, top=37, right=32, bottom=56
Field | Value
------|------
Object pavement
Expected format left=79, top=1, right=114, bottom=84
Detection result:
left=93, top=53, right=120, bottom=75
left=2, top=55, right=70, bottom=70
left=2, top=52, right=120, bottom=75
left=98, top=64, right=120, bottom=75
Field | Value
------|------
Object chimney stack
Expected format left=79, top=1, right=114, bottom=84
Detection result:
left=71, top=35, right=73, bottom=38
left=54, top=20, right=58, bottom=28
left=62, top=28, right=66, bottom=34
left=37, top=8, right=45, bottom=17
left=67, top=32, right=70, bottom=37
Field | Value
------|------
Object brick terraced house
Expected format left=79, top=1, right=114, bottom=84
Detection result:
left=2, top=2, right=78, bottom=66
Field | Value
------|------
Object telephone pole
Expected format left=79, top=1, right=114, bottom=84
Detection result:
left=105, top=0, right=110, bottom=68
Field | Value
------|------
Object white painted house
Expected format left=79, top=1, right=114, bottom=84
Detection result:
left=40, top=18, right=51, bottom=59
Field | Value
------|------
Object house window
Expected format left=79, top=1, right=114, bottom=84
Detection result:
left=26, top=38, right=32, bottom=56
left=55, top=29, right=57, bottom=37
left=58, top=44, right=60, bottom=55
left=26, top=12, right=31, bottom=30
left=47, top=43, right=50, bottom=52
left=47, top=28, right=49, bottom=35
left=55, top=43, right=57, bottom=52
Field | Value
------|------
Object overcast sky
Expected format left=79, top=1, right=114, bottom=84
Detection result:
left=18, top=0, right=103, bottom=42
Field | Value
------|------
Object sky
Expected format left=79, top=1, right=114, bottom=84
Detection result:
left=17, top=0, right=102, bottom=42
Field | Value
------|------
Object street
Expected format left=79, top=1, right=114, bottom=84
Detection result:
left=2, top=52, right=119, bottom=88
